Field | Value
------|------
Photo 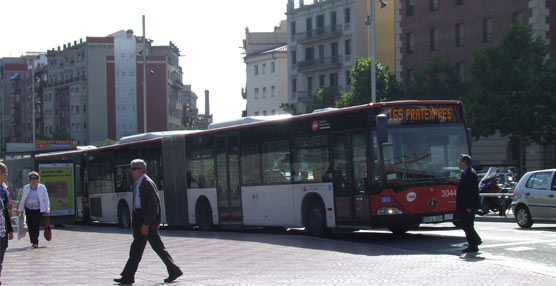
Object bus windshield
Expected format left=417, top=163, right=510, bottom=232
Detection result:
left=381, top=124, right=467, bottom=188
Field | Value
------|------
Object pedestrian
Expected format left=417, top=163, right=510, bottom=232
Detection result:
left=114, top=159, right=182, bottom=284
left=456, top=154, right=482, bottom=253
left=0, top=163, right=14, bottom=285
left=17, top=171, right=50, bottom=249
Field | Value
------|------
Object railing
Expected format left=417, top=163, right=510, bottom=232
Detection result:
left=297, top=56, right=341, bottom=72
left=296, top=25, right=342, bottom=43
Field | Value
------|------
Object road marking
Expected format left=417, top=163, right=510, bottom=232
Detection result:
left=506, top=246, right=535, bottom=251
left=479, top=239, right=556, bottom=249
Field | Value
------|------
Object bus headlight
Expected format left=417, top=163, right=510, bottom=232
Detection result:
left=377, top=207, right=404, bottom=215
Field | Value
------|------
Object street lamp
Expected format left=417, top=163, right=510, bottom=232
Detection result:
left=366, top=0, right=388, bottom=103
left=142, top=15, right=147, bottom=133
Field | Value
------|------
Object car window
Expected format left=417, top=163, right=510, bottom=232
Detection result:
left=526, top=172, right=551, bottom=190
left=551, top=173, right=556, bottom=191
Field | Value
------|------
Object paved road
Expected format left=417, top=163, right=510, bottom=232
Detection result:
left=2, top=219, right=556, bottom=285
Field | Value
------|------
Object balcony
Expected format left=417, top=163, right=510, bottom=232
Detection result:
left=297, top=56, right=341, bottom=72
left=296, top=25, right=342, bottom=44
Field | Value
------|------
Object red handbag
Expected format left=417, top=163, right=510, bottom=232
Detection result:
left=44, top=216, right=52, bottom=241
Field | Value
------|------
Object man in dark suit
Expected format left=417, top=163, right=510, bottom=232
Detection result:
left=456, top=154, right=482, bottom=253
left=114, top=159, right=182, bottom=284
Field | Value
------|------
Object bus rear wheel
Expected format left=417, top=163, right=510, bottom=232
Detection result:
left=196, top=201, right=214, bottom=231
left=118, top=204, right=131, bottom=228
left=307, top=202, right=327, bottom=236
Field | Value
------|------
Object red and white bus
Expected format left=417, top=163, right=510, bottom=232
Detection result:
left=21, top=100, right=469, bottom=234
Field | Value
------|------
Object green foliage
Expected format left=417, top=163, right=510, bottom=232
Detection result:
left=406, top=58, right=467, bottom=100
left=280, top=103, right=300, bottom=115
left=176, top=124, right=199, bottom=130
left=306, top=88, right=338, bottom=113
left=337, top=58, right=403, bottom=107
left=100, top=139, right=115, bottom=146
left=466, top=23, right=556, bottom=145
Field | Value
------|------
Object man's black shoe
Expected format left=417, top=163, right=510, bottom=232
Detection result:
left=462, top=246, right=479, bottom=253
left=113, top=277, right=135, bottom=284
left=164, top=270, right=183, bottom=283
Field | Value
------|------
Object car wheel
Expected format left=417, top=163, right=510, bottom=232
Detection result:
left=515, top=205, right=534, bottom=228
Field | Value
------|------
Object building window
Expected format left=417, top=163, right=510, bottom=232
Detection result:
left=430, top=0, right=438, bottom=11
left=455, top=23, right=465, bottom=47
left=455, top=0, right=464, bottom=6
left=344, top=8, right=350, bottom=24
left=76, top=105, right=80, bottom=114
left=483, top=18, right=493, bottom=43
left=430, top=28, right=439, bottom=51
left=254, top=88, right=259, bottom=99
left=319, top=75, right=325, bottom=88
left=305, top=47, right=314, bottom=61
left=262, top=87, right=267, bottom=98
left=330, top=73, right=338, bottom=87
left=272, top=110, right=276, bottom=115
left=346, top=71, right=351, bottom=86
left=271, top=86, right=276, bottom=97
left=513, top=12, right=523, bottom=24
left=307, top=76, right=313, bottom=92
left=406, top=33, right=415, bottom=54
left=406, top=0, right=414, bottom=17
left=255, top=111, right=260, bottom=116
left=291, top=50, right=297, bottom=65
left=456, top=62, right=465, bottom=80
left=254, top=65, right=259, bottom=76
left=406, top=69, right=414, bottom=83
left=263, top=110, right=267, bottom=116
left=291, top=22, right=296, bottom=41
left=331, top=11, right=337, bottom=28
left=292, top=78, right=297, bottom=93
left=262, top=63, right=266, bottom=75
left=83, top=105, right=87, bottom=113
left=83, top=122, right=87, bottom=130
left=271, top=62, right=275, bottom=73
left=345, top=39, right=351, bottom=55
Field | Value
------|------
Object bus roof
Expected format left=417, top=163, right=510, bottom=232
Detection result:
left=117, top=130, right=200, bottom=144
left=208, top=114, right=292, bottom=130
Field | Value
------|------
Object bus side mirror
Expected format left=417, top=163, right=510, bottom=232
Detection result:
left=467, top=128, right=472, bottom=149
left=376, top=114, right=388, bottom=143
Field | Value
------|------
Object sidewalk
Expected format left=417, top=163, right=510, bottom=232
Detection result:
left=2, top=224, right=555, bottom=285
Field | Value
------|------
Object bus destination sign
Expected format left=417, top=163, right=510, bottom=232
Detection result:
left=385, top=105, right=463, bottom=125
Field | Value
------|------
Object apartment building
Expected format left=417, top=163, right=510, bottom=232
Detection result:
left=286, top=0, right=397, bottom=113
left=45, top=30, right=193, bottom=143
left=243, top=21, right=289, bottom=116
left=399, top=0, right=556, bottom=170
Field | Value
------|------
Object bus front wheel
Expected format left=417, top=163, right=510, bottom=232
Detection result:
left=118, top=204, right=131, bottom=228
left=307, top=202, right=327, bottom=236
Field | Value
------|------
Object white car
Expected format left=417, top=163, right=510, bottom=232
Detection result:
left=512, top=169, right=556, bottom=228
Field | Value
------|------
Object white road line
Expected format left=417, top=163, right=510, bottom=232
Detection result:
left=479, top=239, right=556, bottom=249
left=505, top=246, right=535, bottom=251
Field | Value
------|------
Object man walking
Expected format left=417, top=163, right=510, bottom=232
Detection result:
left=456, top=154, right=482, bottom=253
left=114, top=159, right=182, bottom=284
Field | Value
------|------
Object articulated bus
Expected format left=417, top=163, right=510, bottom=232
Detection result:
left=18, top=100, right=470, bottom=234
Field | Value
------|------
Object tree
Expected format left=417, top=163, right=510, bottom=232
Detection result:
left=466, top=23, right=556, bottom=174
left=406, top=58, right=467, bottom=100
left=337, top=57, right=403, bottom=107
left=306, top=88, right=338, bottom=113
left=280, top=103, right=300, bottom=115
left=100, top=139, right=115, bottom=146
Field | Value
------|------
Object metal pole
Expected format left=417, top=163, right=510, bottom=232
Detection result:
left=371, top=0, right=377, bottom=103
left=142, top=15, right=147, bottom=133
left=31, top=59, right=36, bottom=149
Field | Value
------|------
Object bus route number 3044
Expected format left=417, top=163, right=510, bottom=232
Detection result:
left=441, top=189, right=457, bottom=198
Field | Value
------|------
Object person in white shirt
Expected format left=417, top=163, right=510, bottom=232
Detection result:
left=17, top=171, right=50, bottom=248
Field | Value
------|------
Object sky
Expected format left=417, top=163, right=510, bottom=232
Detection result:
left=0, top=0, right=289, bottom=123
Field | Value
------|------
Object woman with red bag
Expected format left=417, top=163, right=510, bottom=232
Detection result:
left=17, top=171, right=50, bottom=249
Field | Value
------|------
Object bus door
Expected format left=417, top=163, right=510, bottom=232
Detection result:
left=332, top=132, right=371, bottom=226
left=215, top=134, right=242, bottom=224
